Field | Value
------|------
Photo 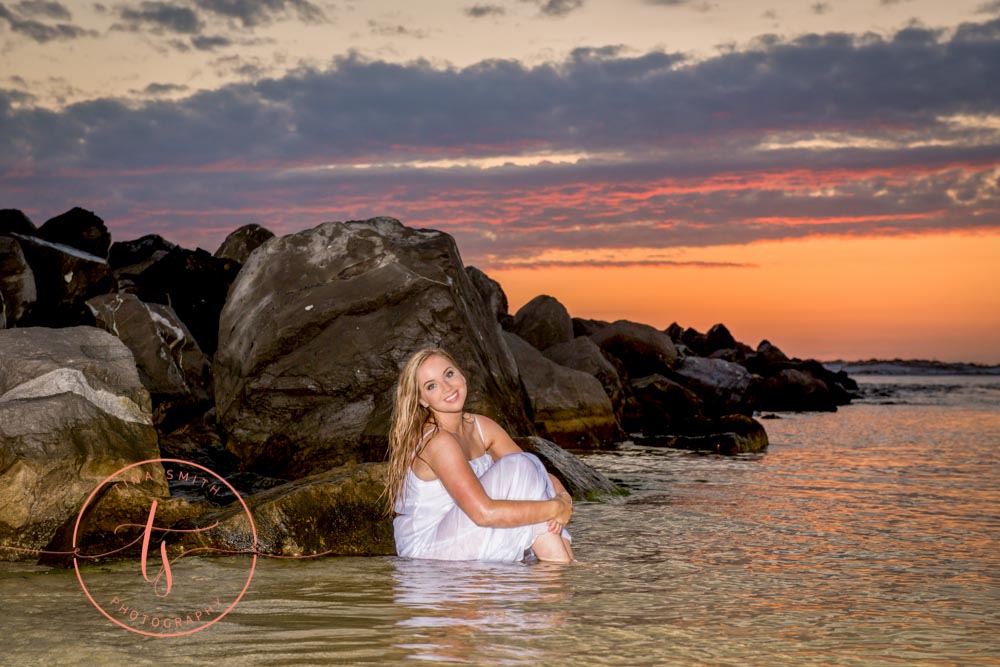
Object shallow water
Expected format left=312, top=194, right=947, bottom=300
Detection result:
left=1, top=376, right=998, bottom=666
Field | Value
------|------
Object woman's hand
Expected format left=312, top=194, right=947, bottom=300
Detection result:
left=549, top=491, right=573, bottom=531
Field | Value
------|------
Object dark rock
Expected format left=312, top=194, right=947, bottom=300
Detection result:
left=214, top=217, right=531, bottom=478
left=591, top=320, right=679, bottom=381
left=514, top=436, right=625, bottom=500
left=466, top=266, right=512, bottom=328
left=0, top=327, right=164, bottom=561
left=680, top=327, right=709, bottom=356
left=510, top=294, right=573, bottom=351
left=11, top=233, right=113, bottom=327
left=664, top=322, right=684, bottom=343
left=0, top=236, right=37, bottom=325
left=754, top=368, right=839, bottom=412
left=126, top=246, right=240, bottom=355
left=672, top=356, right=753, bottom=416
left=504, top=332, right=620, bottom=449
left=86, top=293, right=212, bottom=427
left=543, top=335, right=626, bottom=421
left=108, top=234, right=176, bottom=271
left=175, top=463, right=394, bottom=557
left=0, top=209, right=37, bottom=237
left=214, top=223, right=275, bottom=264
left=705, top=323, right=737, bottom=354
left=646, top=414, right=769, bottom=455
left=572, top=317, right=609, bottom=337
left=745, top=339, right=791, bottom=374
left=623, top=374, right=702, bottom=435
left=37, top=207, right=111, bottom=260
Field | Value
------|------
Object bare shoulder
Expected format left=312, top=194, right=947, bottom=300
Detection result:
left=473, top=414, right=523, bottom=456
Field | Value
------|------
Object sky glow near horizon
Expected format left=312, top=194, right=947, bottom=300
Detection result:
left=2, top=0, right=998, bottom=362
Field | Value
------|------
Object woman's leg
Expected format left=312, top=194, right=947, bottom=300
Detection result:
left=531, top=532, right=573, bottom=563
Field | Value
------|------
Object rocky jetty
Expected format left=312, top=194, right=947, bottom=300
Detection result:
left=0, top=207, right=854, bottom=564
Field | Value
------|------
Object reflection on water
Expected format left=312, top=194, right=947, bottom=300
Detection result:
left=0, top=376, right=998, bottom=665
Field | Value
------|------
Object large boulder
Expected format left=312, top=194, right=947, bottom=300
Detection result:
left=543, top=336, right=626, bottom=420
left=86, top=293, right=212, bottom=426
left=623, top=374, right=703, bottom=435
left=465, top=266, right=511, bottom=328
left=214, top=223, right=275, bottom=264
left=510, top=294, right=573, bottom=351
left=0, top=235, right=37, bottom=326
left=671, top=356, right=753, bottom=416
left=10, top=232, right=113, bottom=327
left=125, top=246, right=241, bottom=354
left=754, top=368, right=840, bottom=412
left=175, top=463, right=394, bottom=557
left=590, top=320, right=679, bottom=380
left=514, top=436, right=624, bottom=500
left=37, top=207, right=111, bottom=260
left=504, top=332, right=620, bottom=449
left=0, top=327, right=165, bottom=561
left=572, top=317, right=610, bottom=337
left=214, top=217, right=531, bottom=478
left=108, top=234, right=176, bottom=271
left=0, top=209, right=37, bottom=237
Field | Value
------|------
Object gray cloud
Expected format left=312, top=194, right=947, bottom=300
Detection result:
left=464, top=4, right=504, bottom=17
left=2, top=18, right=998, bottom=259
left=0, top=2, right=95, bottom=41
left=368, top=19, right=429, bottom=39
left=13, top=0, right=70, bottom=19
left=193, top=0, right=325, bottom=27
left=115, top=1, right=202, bottom=33
left=811, top=2, right=830, bottom=14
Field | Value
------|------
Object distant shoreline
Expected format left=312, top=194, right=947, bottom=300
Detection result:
left=823, top=360, right=1000, bottom=376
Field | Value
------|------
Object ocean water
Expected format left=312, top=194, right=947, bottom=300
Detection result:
left=1, top=375, right=997, bottom=666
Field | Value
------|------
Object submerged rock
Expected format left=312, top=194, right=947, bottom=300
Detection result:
left=175, top=463, right=394, bottom=557
left=214, top=217, right=530, bottom=478
left=0, top=327, right=164, bottom=561
left=505, top=332, right=621, bottom=449
left=644, top=414, right=769, bottom=455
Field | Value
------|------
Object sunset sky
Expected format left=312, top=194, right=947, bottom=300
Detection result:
left=2, top=0, right=998, bottom=362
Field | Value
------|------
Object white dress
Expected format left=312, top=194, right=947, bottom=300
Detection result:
left=393, top=416, right=571, bottom=563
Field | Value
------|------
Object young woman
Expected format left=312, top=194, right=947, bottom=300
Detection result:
left=387, top=348, right=574, bottom=563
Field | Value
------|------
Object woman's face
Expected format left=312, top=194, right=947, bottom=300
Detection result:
left=416, top=354, right=467, bottom=414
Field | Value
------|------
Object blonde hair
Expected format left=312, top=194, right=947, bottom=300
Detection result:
left=385, top=348, right=464, bottom=515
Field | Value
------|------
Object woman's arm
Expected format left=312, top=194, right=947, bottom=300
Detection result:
left=421, top=430, right=572, bottom=528
left=477, top=415, right=573, bottom=531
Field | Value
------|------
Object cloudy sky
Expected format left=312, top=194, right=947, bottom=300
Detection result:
left=2, top=0, right=998, bottom=362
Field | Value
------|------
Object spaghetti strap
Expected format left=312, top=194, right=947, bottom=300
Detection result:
left=474, top=415, right=486, bottom=449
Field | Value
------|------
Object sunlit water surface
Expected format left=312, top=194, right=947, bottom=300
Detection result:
left=1, top=376, right=998, bottom=666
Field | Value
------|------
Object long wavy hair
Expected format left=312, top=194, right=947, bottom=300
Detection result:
left=385, top=347, right=465, bottom=515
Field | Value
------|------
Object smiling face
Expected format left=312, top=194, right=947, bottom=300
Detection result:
left=416, top=353, right=468, bottom=415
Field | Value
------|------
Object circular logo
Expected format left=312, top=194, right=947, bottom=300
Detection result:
left=72, top=458, right=257, bottom=637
